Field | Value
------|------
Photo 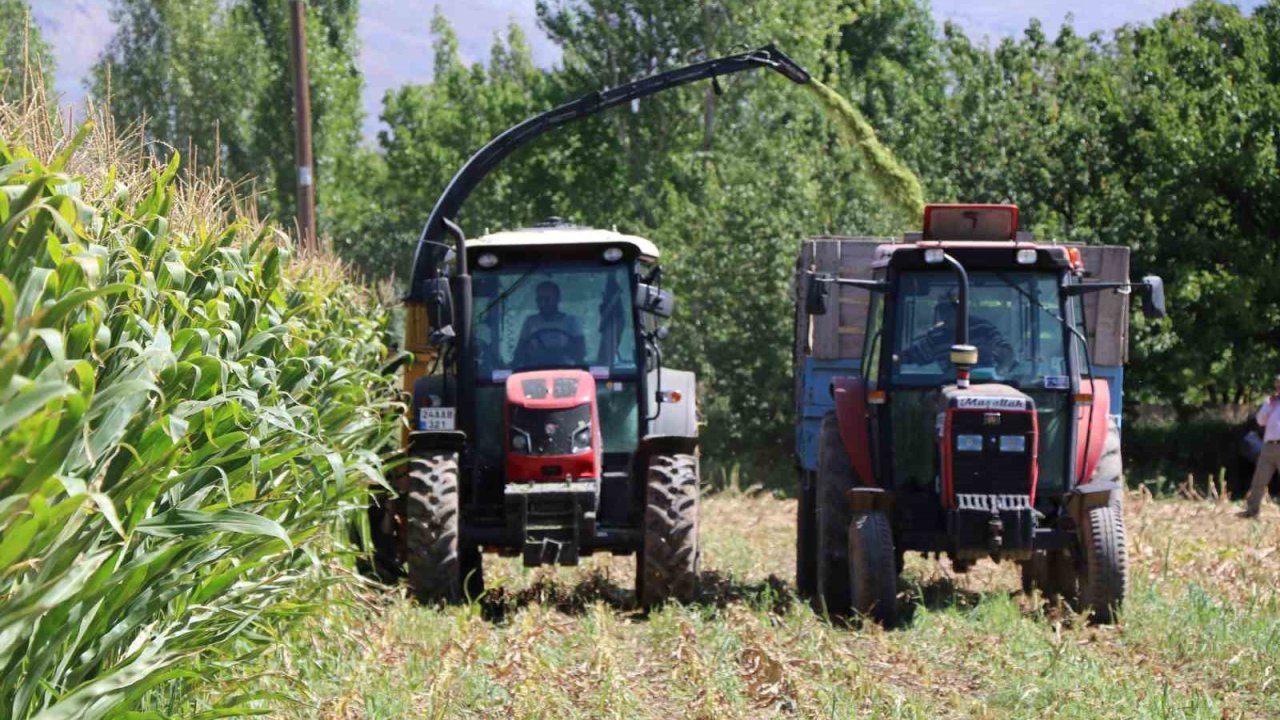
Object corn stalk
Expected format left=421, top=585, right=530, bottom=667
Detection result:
left=0, top=126, right=401, bottom=719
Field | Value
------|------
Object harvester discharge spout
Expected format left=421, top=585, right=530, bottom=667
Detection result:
left=408, top=43, right=812, bottom=300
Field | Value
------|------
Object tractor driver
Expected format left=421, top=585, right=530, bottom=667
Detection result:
left=901, top=294, right=1014, bottom=373
left=514, top=281, right=586, bottom=366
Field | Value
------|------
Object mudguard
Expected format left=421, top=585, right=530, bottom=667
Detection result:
left=833, top=376, right=877, bottom=486
left=1066, top=479, right=1121, bottom=527
left=1074, top=379, right=1111, bottom=486
left=646, top=368, right=698, bottom=440
left=639, top=434, right=699, bottom=458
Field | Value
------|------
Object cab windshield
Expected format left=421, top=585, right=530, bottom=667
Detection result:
left=891, top=271, right=1068, bottom=388
left=471, top=260, right=638, bottom=378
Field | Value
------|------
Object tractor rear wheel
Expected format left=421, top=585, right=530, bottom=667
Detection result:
left=815, top=412, right=855, bottom=616
left=796, top=470, right=818, bottom=598
left=639, top=453, right=700, bottom=608
left=405, top=451, right=483, bottom=603
left=1080, top=504, right=1127, bottom=623
left=848, top=511, right=898, bottom=625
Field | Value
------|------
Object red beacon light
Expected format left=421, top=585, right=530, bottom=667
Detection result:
left=1066, top=247, right=1084, bottom=270
left=922, top=204, right=1019, bottom=241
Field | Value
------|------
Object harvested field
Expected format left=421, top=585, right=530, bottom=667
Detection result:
left=195, top=489, right=1280, bottom=719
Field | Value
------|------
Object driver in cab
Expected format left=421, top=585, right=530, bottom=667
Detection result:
left=901, top=295, right=1014, bottom=373
left=515, top=281, right=586, bottom=366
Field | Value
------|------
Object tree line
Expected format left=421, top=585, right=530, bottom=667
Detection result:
left=11, top=0, right=1280, bottom=472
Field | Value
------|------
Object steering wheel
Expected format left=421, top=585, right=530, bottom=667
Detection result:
left=520, top=327, right=580, bottom=365
left=529, top=327, right=574, bottom=348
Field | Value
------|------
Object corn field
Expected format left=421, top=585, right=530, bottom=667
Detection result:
left=0, top=114, right=401, bottom=718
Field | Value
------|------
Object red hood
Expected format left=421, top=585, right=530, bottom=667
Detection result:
left=505, top=369, right=596, bottom=409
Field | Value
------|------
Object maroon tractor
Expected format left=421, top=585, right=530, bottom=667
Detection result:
left=795, top=204, right=1166, bottom=624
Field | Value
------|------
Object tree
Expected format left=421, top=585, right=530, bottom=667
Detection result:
left=331, top=12, right=561, bottom=278
left=238, top=0, right=365, bottom=228
left=91, top=0, right=364, bottom=231
left=0, top=0, right=55, bottom=104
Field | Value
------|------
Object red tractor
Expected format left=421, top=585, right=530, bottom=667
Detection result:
left=797, top=204, right=1166, bottom=624
left=364, top=46, right=813, bottom=606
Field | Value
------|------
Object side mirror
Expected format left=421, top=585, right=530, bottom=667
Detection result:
left=1141, top=275, right=1166, bottom=319
left=422, top=277, right=454, bottom=331
left=805, top=272, right=831, bottom=315
left=636, top=283, right=675, bottom=318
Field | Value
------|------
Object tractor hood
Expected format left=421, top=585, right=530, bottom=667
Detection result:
left=936, top=383, right=1040, bottom=508
left=504, top=369, right=601, bottom=482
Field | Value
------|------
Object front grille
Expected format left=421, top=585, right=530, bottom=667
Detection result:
left=949, top=410, right=1035, bottom=497
left=510, top=404, right=591, bottom=456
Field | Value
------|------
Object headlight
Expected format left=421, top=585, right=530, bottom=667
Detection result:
left=999, top=435, right=1027, bottom=453
left=571, top=424, right=592, bottom=454
left=955, top=434, right=984, bottom=452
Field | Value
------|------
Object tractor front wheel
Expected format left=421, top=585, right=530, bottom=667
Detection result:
left=848, top=511, right=898, bottom=625
left=815, top=412, right=855, bottom=616
left=405, top=451, right=483, bottom=603
left=1076, top=416, right=1127, bottom=622
left=639, top=453, right=700, bottom=608
left=1080, top=504, right=1128, bottom=623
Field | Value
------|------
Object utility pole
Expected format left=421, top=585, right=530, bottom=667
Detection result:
left=288, top=0, right=316, bottom=252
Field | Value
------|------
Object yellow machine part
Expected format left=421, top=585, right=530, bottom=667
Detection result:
left=401, top=302, right=438, bottom=450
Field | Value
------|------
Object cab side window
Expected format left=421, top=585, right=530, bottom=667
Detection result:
left=863, top=291, right=884, bottom=388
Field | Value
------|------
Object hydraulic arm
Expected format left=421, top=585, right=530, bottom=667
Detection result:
left=406, top=44, right=811, bottom=300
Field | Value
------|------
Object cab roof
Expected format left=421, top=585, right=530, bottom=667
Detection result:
left=470, top=225, right=660, bottom=262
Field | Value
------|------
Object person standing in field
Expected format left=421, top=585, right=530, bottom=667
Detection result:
left=1241, top=374, right=1280, bottom=518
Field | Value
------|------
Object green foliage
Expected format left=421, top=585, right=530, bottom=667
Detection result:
left=0, top=129, right=398, bottom=717
left=0, top=0, right=54, bottom=105
left=89, top=0, right=1280, bottom=463
left=838, top=0, right=1280, bottom=408
left=1125, top=416, right=1250, bottom=492
left=333, top=12, right=558, bottom=277
left=91, top=0, right=365, bottom=228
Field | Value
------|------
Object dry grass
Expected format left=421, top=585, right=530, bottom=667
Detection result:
left=182, top=489, right=1280, bottom=719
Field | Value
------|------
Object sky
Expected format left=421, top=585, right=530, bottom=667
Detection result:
left=30, top=0, right=1267, bottom=138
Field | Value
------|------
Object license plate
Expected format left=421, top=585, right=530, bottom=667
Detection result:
left=418, top=407, right=456, bottom=431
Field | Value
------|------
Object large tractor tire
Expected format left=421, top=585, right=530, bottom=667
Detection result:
left=815, top=413, right=855, bottom=616
left=405, top=451, right=483, bottom=603
left=639, top=454, right=700, bottom=608
left=796, top=470, right=818, bottom=599
left=848, top=511, right=898, bottom=625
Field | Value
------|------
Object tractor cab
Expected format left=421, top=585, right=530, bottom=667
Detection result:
left=464, top=224, right=659, bottom=480
left=798, top=204, right=1166, bottom=624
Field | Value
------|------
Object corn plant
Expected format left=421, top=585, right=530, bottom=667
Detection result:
left=0, top=126, right=400, bottom=718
